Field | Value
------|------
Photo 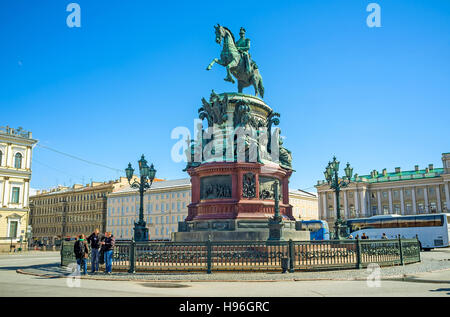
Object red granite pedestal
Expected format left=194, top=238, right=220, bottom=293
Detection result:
left=173, top=161, right=310, bottom=242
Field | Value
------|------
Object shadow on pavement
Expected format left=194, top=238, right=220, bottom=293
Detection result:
left=429, top=288, right=450, bottom=295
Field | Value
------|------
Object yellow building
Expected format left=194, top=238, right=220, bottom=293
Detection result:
left=29, top=177, right=131, bottom=246
left=289, top=189, right=319, bottom=220
left=0, top=126, right=37, bottom=252
left=316, top=152, right=450, bottom=230
left=107, top=179, right=191, bottom=240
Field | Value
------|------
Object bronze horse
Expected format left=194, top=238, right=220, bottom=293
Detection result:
left=206, top=25, right=265, bottom=98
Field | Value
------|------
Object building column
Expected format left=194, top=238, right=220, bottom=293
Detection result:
left=23, top=181, right=29, bottom=208
left=363, top=190, right=370, bottom=216
left=424, top=186, right=429, bottom=213
left=400, top=188, right=405, bottom=215
left=388, top=190, right=393, bottom=214
left=322, top=193, right=327, bottom=220
left=354, top=189, right=359, bottom=217
left=377, top=190, right=382, bottom=216
left=318, top=192, right=323, bottom=219
left=412, top=187, right=417, bottom=214
left=6, top=143, right=12, bottom=167
left=3, top=178, right=9, bottom=207
left=436, top=185, right=442, bottom=212
left=360, top=190, right=368, bottom=217
left=343, top=190, right=348, bottom=219
left=26, top=147, right=31, bottom=170
left=445, top=182, right=450, bottom=212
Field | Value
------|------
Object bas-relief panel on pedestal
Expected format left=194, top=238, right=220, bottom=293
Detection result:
left=259, top=176, right=282, bottom=201
left=200, top=175, right=232, bottom=200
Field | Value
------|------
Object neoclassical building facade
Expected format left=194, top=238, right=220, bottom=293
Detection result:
left=289, top=189, right=319, bottom=220
left=106, top=178, right=192, bottom=240
left=316, top=152, right=450, bottom=229
left=106, top=178, right=319, bottom=240
left=29, top=177, right=131, bottom=245
left=0, top=126, right=37, bottom=251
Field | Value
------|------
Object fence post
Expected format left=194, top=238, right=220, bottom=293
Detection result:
left=60, top=240, right=64, bottom=267
left=128, top=239, right=136, bottom=274
left=398, top=234, right=404, bottom=265
left=356, top=237, right=362, bottom=269
left=206, top=238, right=212, bottom=274
left=416, top=234, right=421, bottom=262
left=288, top=239, right=295, bottom=273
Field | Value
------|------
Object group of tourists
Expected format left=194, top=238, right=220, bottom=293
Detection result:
left=349, top=233, right=389, bottom=240
left=73, top=229, right=115, bottom=275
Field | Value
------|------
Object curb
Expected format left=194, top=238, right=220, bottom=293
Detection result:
left=16, top=269, right=63, bottom=279
left=17, top=267, right=450, bottom=283
left=16, top=269, right=450, bottom=284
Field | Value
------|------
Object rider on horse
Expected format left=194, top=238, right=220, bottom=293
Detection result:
left=236, top=27, right=252, bottom=74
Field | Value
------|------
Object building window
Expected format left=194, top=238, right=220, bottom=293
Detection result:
left=418, top=203, right=424, bottom=212
left=394, top=205, right=400, bottom=213
left=14, top=153, right=22, bottom=169
left=9, top=221, right=19, bottom=238
left=430, top=202, right=437, bottom=213
left=11, top=187, right=20, bottom=204
left=382, top=192, right=387, bottom=199
left=382, top=206, right=389, bottom=214
left=371, top=206, right=377, bottom=216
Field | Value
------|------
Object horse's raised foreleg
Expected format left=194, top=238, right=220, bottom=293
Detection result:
left=206, top=58, right=219, bottom=71
left=224, top=59, right=238, bottom=84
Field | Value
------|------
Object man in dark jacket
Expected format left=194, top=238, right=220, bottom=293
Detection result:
left=87, top=229, right=101, bottom=274
left=73, top=234, right=89, bottom=275
left=100, top=232, right=115, bottom=274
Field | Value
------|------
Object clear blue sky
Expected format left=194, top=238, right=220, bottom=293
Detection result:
left=1, top=0, right=449, bottom=192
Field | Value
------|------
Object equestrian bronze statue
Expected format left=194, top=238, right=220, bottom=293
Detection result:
left=207, top=25, right=265, bottom=98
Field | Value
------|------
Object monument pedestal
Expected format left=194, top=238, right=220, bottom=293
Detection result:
left=174, top=218, right=309, bottom=242
left=173, top=93, right=309, bottom=242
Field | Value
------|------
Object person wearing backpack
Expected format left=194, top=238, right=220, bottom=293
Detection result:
left=73, top=234, right=89, bottom=275
left=100, top=231, right=115, bottom=274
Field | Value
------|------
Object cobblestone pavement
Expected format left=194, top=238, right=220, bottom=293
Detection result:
left=15, top=248, right=450, bottom=282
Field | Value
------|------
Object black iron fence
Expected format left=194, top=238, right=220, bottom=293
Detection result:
left=61, top=237, right=421, bottom=273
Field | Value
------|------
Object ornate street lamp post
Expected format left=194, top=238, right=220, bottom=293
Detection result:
left=323, top=156, right=353, bottom=240
left=125, top=155, right=156, bottom=242
left=268, top=180, right=284, bottom=241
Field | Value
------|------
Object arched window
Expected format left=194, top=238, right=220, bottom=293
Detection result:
left=14, top=153, right=22, bottom=169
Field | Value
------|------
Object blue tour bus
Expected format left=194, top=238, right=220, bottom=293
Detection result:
left=300, top=220, right=330, bottom=240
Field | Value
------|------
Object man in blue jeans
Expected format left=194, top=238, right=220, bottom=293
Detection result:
left=87, top=229, right=101, bottom=274
left=101, top=231, right=115, bottom=274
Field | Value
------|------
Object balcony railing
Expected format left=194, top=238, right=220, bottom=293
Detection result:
left=0, top=126, right=32, bottom=139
